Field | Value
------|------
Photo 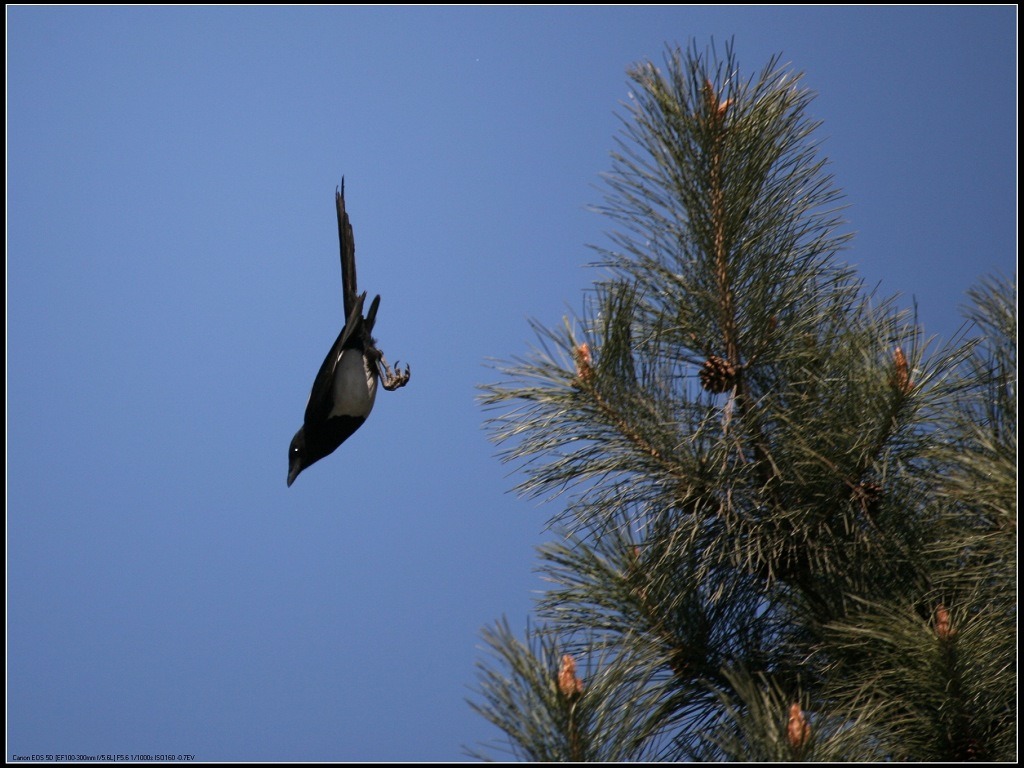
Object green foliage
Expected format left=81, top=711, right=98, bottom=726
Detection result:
left=468, top=619, right=673, bottom=762
left=471, top=41, right=1016, bottom=761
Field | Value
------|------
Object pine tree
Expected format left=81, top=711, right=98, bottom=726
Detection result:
left=471, top=42, right=1016, bottom=761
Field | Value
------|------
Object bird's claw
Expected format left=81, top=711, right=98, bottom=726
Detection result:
left=381, top=359, right=411, bottom=391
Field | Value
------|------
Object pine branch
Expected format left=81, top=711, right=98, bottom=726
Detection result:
left=471, top=40, right=1015, bottom=762
left=467, top=619, right=679, bottom=761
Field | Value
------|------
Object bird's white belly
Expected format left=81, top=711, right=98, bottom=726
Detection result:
left=331, top=348, right=377, bottom=418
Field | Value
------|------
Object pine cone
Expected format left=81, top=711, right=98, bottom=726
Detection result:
left=699, top=355, right=737, bottom=393
left=557, top=654, right=584, bottom=698
left=573, top=343, right=594, bottom=384
left=890, top=346, right=913, bottom=394
left=934, top=604, right=956, bottom=641
left=787, top=702, right=811, bottom=749
left=853, top=480, right=883, bottom=515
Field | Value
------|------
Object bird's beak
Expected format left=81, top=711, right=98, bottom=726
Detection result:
left=288, top=429, right=305, bottom=488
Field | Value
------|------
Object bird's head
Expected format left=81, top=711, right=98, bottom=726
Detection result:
left=287, top=428, right=306, bottom=487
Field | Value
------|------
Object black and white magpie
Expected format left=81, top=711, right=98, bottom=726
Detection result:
left=287, top=181, right=410, bottom=487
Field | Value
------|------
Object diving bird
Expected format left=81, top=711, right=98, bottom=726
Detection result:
left=287, top=181, right=410, bottom=486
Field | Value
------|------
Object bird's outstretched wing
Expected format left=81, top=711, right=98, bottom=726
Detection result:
left=302, top=291, right=367, bottom=426
left=337, top=180, right=359, bottom=323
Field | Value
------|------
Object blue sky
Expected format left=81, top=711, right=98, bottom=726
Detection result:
left=7, top=7, right=1015, bottom=762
